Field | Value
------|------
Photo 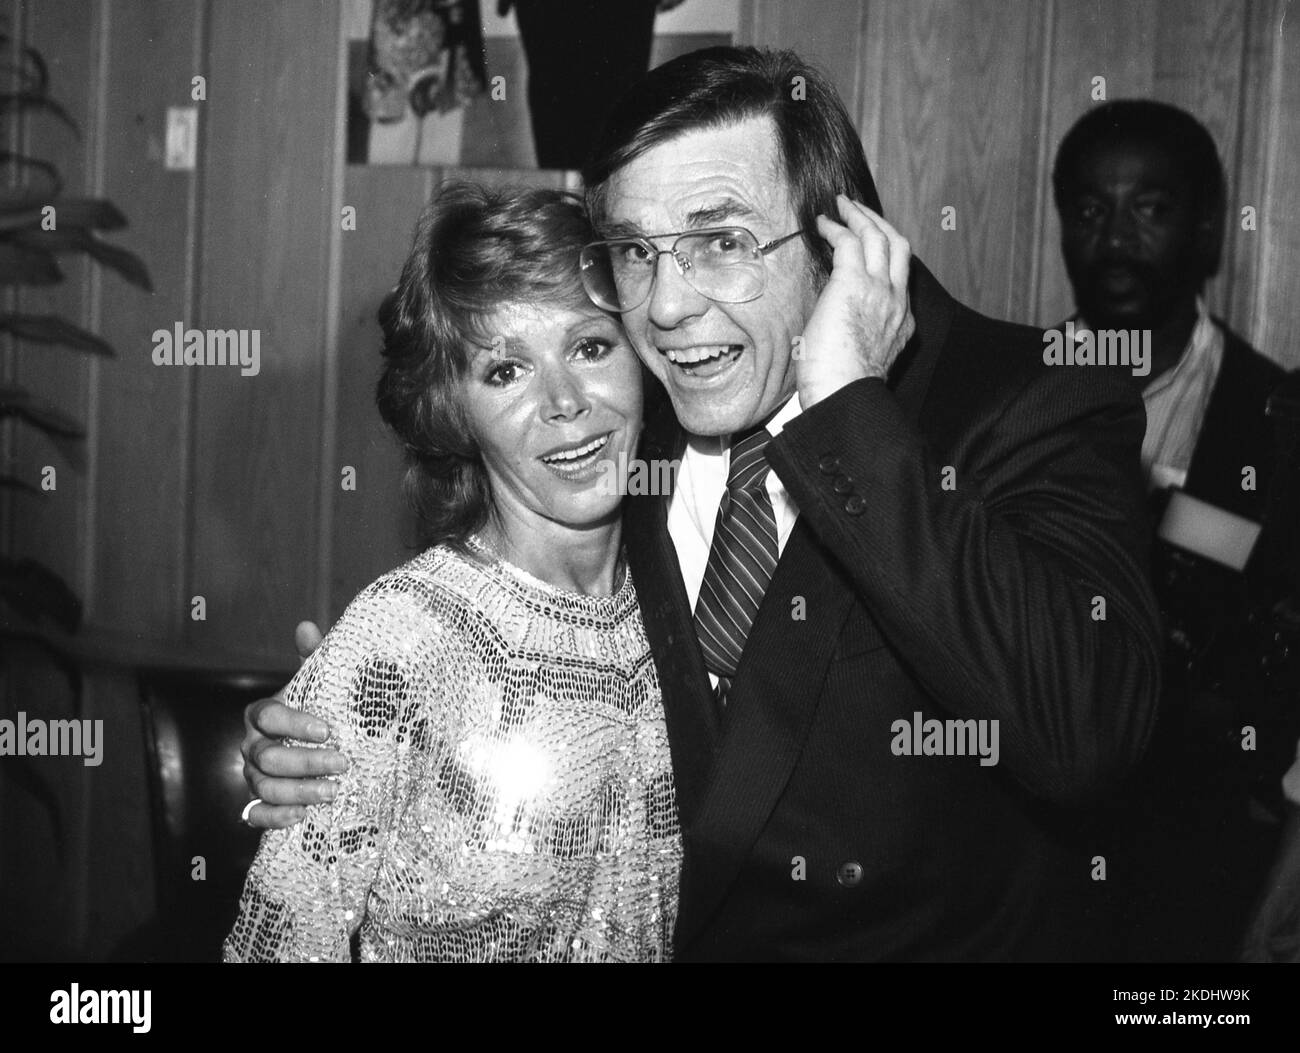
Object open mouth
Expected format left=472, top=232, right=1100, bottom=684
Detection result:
left=539, top=432, right=613, bottom=475
left=662, top=344, right=744, bottom=378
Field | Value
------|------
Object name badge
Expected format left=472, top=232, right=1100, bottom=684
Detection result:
left=1157, top=489, right=1262, bottom=571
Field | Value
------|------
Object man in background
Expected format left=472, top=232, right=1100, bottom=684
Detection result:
left=1053, top=99, right=1292, bottom=960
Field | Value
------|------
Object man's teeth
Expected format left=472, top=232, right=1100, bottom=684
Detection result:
left=664, top=345, right=737, bottom=364
left=542, top=434, right=610, bottom=463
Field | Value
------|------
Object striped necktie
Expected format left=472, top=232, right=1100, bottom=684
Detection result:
left=693, top=424, right=780, bottom=706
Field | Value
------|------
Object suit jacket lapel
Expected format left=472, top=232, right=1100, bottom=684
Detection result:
left=625, top=383, right=719, bottom=829
left=673, top=515, right=856, bottom=945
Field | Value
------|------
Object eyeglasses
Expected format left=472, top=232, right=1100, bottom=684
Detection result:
left=579, top=226, right=804, bottom=313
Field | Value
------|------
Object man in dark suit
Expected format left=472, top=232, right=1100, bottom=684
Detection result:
left=1052, top=99, right=1292, bottom=961
left=242, top=47, right=1162, bottom=960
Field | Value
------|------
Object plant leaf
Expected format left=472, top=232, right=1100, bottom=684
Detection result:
left=0, top=241, right=62, bottom=284
left=0, top=155, right=62, bottom=204
left=0, top=386, right=85, bottom=438
left=0, top=37, right=51, bottom=95
left=11, top=227, right=151, bottom=290
left=0, top=555, right=83, bottom=632
left=0, top=314, right=115, bottom=356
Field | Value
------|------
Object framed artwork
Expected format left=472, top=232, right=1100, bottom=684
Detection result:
left=345, top=0, right=737, bottom=169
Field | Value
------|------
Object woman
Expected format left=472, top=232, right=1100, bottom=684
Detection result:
left=223, top=183, right=680, bottom=962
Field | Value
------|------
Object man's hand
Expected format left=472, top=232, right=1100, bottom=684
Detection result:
left=239, top=621, right=348, bottom=830
left=797, top=194, right=914, bottom=409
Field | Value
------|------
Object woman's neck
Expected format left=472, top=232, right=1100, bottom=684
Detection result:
left=479, top=513, right=623, bottom=597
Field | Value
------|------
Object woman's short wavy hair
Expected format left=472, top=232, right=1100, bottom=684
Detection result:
left=376, top=182, right=596, bottom=550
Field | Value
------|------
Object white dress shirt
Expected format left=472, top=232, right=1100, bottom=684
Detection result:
left=1139, top=298, right=1225, bottom=491
left=667, top=393, right=804, bottom=645
left=1071, top=298, right=1225, bottom=491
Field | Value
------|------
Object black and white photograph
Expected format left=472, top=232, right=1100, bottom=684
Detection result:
left=1, top=0, right=1298, bottom=1030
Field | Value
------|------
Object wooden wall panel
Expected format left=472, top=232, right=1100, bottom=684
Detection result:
left=329, top=166, right=432, bottom=620
left=1253, top=0, right=1300, bottom=367
left=739, top=0, right=869, bottom=128
left=1226, top=0, right=1282, bottom=349
left=91, top=0, right=203, bottom=639
left=189, top=0, right=343, bottom=658
left=866, top=1, right=1049, bottom=322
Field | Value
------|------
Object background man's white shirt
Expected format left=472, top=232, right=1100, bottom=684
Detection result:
left=1072, top=298, right=1225, bottom=491
left=1140, top=298, right=1225, bottom=490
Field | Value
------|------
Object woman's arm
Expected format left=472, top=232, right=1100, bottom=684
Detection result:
left=223, top=571, right=450, bottom=962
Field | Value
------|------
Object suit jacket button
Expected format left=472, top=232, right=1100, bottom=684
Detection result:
left=818, top=454, right=841, bottom=474
left=843, top=494, right=867, bottom=515
left=832, top=473, right=854, bottom=494
left=837, top=861, right=864, bottom=887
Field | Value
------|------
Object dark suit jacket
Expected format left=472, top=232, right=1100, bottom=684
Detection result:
left=625, top=261, right=1164, bottom=961
left=1183, top=323, right=1287, bottom=523
left=1124, top=324, right=1291, bottom=962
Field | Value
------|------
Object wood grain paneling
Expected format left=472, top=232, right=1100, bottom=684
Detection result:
left=1226, top=0, right=1282, bottom=346
left=1253, top=0, right=1300, bottom=367
left=740, top=0, right=868, bottom=112
left=189, top=0, right=343, bottom=658
left=91, top=0, right=203, bottom=637
left=329, top=165, right=432, bottom=620
left=868, top=1, right=1049, bottom=321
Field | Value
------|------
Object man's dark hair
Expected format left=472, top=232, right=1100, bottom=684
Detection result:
left=375, top=182, right=595, bottom=551
left=1052, top=99, right=1227, bottom=273
left=582, top=46, right=881, bottom=282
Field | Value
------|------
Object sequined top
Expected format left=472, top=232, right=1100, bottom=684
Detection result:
left=224, top=540, right=681, bottom=962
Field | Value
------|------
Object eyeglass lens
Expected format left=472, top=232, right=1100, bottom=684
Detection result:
left=581, top=229, right=766, bottom=312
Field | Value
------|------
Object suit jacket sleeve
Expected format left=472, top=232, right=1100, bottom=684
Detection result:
left=767, top=366, right=1162, bottom=807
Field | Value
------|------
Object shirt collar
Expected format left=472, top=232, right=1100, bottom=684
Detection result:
left=682, top=391, right=803, bottom=457
left=1140, top=296, right=1216, bottom=399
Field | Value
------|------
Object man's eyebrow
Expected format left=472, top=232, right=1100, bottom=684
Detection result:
left=684, top=200, right=756, bottom=227
left=598, top=200, right=759, bottom=240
